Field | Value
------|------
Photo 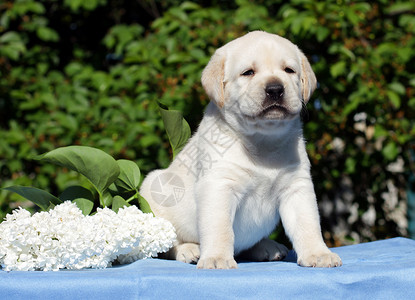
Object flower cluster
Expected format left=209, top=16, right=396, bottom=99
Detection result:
left=0, top=202, right=176, bottom=271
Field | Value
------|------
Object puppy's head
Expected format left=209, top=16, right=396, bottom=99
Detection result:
left=202, top=31, right=317, bottom=134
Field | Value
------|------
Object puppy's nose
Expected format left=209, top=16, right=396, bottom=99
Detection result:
left=265, top=84, right=284, bottom=102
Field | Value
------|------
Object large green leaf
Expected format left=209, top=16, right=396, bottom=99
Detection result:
left=36, top=146, right=120, bottom=196
left=114, top=159, right=141, bottom=192
left=4, top=186, right=62, bottom=211
left=112, top=195, right=131, bottom=213
left=159, top=104, right=191, bottom=159
left=138, top=194, right=153, bottom=215
left=73, top=198, right=94, bottom=215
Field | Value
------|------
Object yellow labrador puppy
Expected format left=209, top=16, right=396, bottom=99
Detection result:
left=140, top=31, right=342, bottom=269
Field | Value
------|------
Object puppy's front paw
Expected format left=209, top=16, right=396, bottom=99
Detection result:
left=197, top=256, right=237, bottom=269
left=174, top=243, right=200, bottom=264
left=298, top=251, right=342, bottom=268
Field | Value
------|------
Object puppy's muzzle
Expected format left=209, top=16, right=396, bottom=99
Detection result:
left=258, top=83, right=294, bottom=119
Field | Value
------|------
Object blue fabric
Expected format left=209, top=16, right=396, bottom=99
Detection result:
left=1, top=237, right=414, bottom=300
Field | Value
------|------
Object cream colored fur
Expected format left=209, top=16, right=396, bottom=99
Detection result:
left=140, top=31, right=342, bottom=269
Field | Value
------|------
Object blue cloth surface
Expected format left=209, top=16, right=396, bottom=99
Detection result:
left=1, top=237, right=414, bottom=300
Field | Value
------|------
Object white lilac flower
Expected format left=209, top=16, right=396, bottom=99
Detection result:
left=0, top=202, right=176, bottom=271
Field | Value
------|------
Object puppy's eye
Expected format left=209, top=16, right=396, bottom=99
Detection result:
left=241, top=69, right=255, bottom=76
left=284, top=67, right=296, bottom=74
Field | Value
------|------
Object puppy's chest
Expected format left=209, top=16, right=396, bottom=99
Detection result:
left=232, top=174, right=282, bottom=252
left=235, top=170, right=284, bottom=216
left=239, top=172, right=281, bottom=208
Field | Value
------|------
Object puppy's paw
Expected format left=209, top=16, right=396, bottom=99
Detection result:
left=174, top=243, right=200, bottom=264
left=242, top=239, right=289, bottom=262
left=197, top=256, right=237, bottom=269
left=298, top=251, right=342, bottom=268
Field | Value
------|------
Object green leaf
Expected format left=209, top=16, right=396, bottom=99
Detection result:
left=386, top=2, right=415, bottom=15
left=342, top=95, right=360, bottom=118
left=73, top=198, right=94, bottom=215
left=59, top=186, right=94, bottom=201
left=0, top=31, right=22, bottom=43
left=114, top=159, right=141, bottom=192
left=3, top=186, right=62, bottom=211
left=387, top=90, right=401, bottom=109
left=166, top=53, right=186, bottom=64
left=345, top=157, right=356, bottom=174
left=37, top=27, right=59, bottom=42
left=382, top=142, right=399, bottom=161
left=158, top=104, right=191, bottom=159
left=0, top=31, right=26, bottom=60
left=138, top=194, right=153, bottom=215
left=181, top=1, right=200, bottom=11
left=112, top=195, right=131, bottom=213
left=329, top=44, right=356, bottom=60
left=330, top=61, right=347, bottom=78
left=316, top=26, right=330, bottom=42
left=388, top=82, right=406, bottom=95
left=36, top=146, right=120, bottom=197
left=108, top=183, right=119, bottom=194
left=102, top=191, right=113, bottom=207
left=346, top=8, right=360, bottom=25
left=374, top=124, right=388, bottom=139
left=64, top=0, right=83, bottom=11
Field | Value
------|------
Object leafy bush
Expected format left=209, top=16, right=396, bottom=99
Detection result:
left=1, top=0, right=414, bottom=245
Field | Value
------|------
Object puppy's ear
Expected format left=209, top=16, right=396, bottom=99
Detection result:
left=299, top=51, right=317, bottom=103
left=201, top=50, right=226, bottom=108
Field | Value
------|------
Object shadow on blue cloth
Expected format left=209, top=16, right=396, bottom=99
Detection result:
left=236, top=247, right=297, bottom=264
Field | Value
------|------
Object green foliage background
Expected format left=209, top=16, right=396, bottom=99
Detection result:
left=1, top=0, right=414, bottom=246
